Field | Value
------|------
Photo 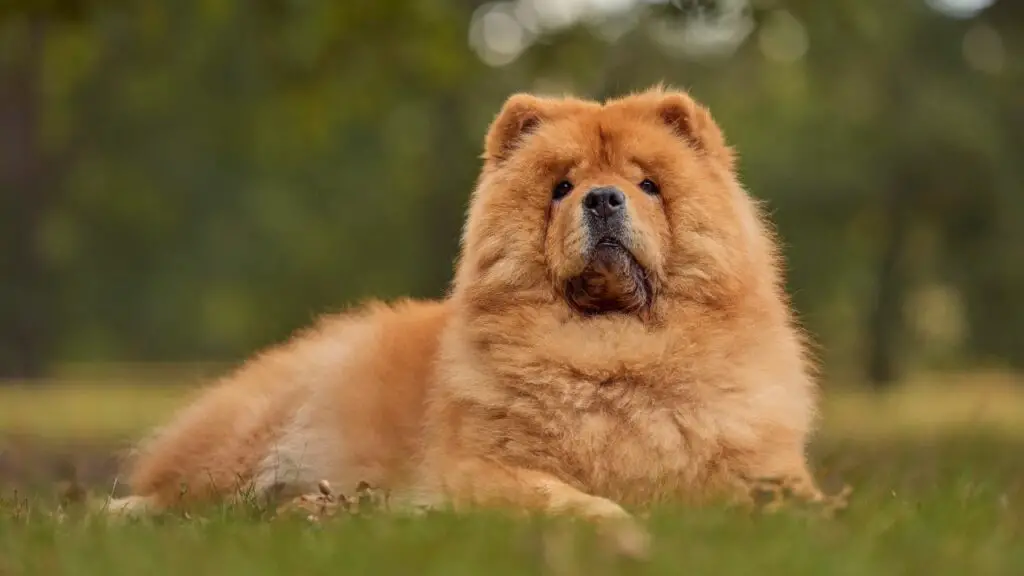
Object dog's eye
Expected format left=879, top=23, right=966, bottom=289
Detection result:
left=552, top=180, right=574, bottom=201
left=639, top=179, right=660, bottom=196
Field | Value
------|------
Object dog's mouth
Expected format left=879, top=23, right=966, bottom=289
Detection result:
left=565, top=237, right=653, bottom=317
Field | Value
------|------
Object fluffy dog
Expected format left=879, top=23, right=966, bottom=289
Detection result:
left=110, top=86, right=823, bottom=557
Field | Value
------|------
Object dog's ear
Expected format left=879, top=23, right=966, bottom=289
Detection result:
left=642, top=88, right=736, bottom=171
left=483, top=94, right=552, bottom=163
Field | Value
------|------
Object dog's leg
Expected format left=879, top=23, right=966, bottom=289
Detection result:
left=434, top=458, right=650, bottom=560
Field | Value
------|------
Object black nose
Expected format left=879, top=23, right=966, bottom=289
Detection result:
left=583, top=187, right=626, bottom=219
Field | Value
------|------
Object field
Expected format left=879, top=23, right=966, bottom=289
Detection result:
left=1, top=370, right=1023, bottom=575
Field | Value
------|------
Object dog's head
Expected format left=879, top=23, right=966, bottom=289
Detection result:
left=454, top=86, right=775, bottom=320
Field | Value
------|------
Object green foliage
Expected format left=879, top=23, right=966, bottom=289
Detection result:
left=0, top=0, right=1021, bottom=380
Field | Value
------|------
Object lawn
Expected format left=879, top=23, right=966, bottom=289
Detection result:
left=1, top=369, right=1022, bottom=575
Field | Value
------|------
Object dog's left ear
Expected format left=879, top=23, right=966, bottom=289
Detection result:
left=648, top=89, right=736, bottom=171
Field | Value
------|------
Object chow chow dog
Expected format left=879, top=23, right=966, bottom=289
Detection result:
left=109, top=86, right=824, bottom=558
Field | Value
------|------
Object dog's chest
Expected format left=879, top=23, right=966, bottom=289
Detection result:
left=545, top=376, right=724, bottom=503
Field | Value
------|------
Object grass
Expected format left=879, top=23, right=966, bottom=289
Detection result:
left=1, top=369, right=1023, bottom=575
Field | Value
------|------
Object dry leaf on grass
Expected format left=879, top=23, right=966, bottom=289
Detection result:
left=274, top=480, right=390, bottom=523
left=740, top=475, right=853, bottom=518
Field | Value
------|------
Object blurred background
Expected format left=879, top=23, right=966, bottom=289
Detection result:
left=0, top=0, right=1022, bottom=489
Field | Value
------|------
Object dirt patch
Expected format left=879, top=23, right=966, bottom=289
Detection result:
left=0, top=434, right=132, bottom=496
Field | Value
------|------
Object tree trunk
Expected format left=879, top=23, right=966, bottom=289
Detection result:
left=420, top=92, right=472, bottom=298
left=0, top=17, right=54, bottom=380
left=865, top=185, right=911, bottom=389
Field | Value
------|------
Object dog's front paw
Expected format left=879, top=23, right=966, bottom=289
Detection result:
left=581, top=497, right=651, bottom=560
left=603, top=515, right=651, bottom=560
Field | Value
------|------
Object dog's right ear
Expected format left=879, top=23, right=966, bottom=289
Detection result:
left=483, top=94, right=551, bottom=163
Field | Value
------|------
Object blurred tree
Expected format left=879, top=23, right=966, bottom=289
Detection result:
left=0, top=15, right=52, bottom=378
left=0, top=0, right=1020, bottom=385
